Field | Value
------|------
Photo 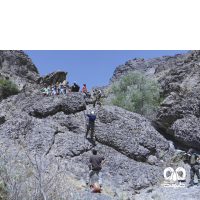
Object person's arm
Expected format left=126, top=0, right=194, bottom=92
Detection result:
left=101, top=157, right=106, bottom=166
left=196, top=155, right=200, bottom=162
left=88, top=163, right=92, bottom=170
left=88, top=156, right=92, bottom=170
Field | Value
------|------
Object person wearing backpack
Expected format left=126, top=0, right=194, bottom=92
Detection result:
left=187, top=148, right=200, bottom=187
left=85, top=149, right=106, bottom=188
left=85, top=111, right=96, bottom=139
left=93, top=88, right=102, bottom=107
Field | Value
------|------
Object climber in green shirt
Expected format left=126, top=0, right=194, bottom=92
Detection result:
left=187, top=148, right=200, bottom=188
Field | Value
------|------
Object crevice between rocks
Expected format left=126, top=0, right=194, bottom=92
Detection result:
left=95, top=137, right=152, bottom=163
left=152, top=123, right=189, bottom=152
left=45, top=128, right=59, bottom=156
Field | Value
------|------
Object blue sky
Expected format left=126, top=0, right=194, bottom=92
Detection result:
left=24, top=50, right=189, bottom=91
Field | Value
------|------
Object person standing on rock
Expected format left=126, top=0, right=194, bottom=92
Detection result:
left=93, top=88, right=102, bottom=107
left=187, top=148, right=200, bottom=188
left=72, top=81, right=80, bottom=92
left=86, top=149, right=106, bottom=188
left=85, top=111, right=96, bottom=139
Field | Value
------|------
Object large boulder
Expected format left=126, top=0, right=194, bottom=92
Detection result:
left=95, top=106, right=169, bottom=162
left=14, top=92, right=86, bottom=117
left=38, top=70, right=67, bottom=85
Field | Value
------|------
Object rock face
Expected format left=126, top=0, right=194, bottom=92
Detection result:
left=109, top=50, right=200, bottom=151
left=0, top=91, right=171, bottom=198
left=39, top=70, right=68, bottom=85
left=2, top=50, right=200, bottom=199
left=90, top=85, right=109, bottom=99
left=0, top=50, right=40, bottom=89
left=109, top=50, right=199, bottom=84
left=0, top=50, right=68, bottom=93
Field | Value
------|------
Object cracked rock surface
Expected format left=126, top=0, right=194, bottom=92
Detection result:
left=2, top=50, right=200, bottom=199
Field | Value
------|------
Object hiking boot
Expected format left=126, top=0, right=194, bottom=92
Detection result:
left=187, top=182, right=194, bottom=188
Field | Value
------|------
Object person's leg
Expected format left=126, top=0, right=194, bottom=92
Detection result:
left=97, top=171, right=103, bottom=187
left=86, top=170, right=96, bottom=185
left=93, top=97, right=97, bottom=108
left=91, top=124, right=94, bottom=139
left=85, top=124, right=91, bottom=138
left=97, top=97, right=101, bottom=105
left=188, top=167, right=195, bottom=187
left=194, top=165, right=200, bottom=185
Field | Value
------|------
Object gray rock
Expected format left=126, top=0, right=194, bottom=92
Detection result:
left=0, top=50, right=40, bottom=89
left=3, top=50, right=200, bottom=199
left=39, top=70, right=67, bottom=85
left=109, top=51, right=197, bottom=83
left=69, top=193, right=118, bottom=200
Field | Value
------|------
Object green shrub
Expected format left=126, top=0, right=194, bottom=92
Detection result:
left=106, top=71, right=162, bottom=120
left=0, top=79, right=20, bottom=98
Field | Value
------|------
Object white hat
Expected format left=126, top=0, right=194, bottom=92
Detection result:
left=91, top=111, right=94, bottom=114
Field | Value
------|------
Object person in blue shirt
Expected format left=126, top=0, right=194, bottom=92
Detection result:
left=85, top=111, right=96, bottom=139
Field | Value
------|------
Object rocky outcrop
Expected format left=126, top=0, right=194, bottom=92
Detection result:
left=14, top=92, right=86, bottom=117
left=0, top=50, right=40, bottom=89
left=38, top=70, right=68, bottom=85
left=109, top=50, right=200, bottom=152
left=0, top=88, right=172, bottom=199
left=0, top=51, right=68, bottom=93
left=109, top=50, right=199, bottom=84
left=90, top=85, right=109, bottom=99
left=2, top=50, right=199, bottom=199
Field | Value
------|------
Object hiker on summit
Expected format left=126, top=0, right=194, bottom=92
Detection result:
left=93, top=88, right=102, bottom=107
left=72, top=82, right=80, bottom=92
left=187, top=148, right=200, bottom=188
left=43, top=85, right=50, bottom=97
left=82, top=84, right=91, bottom=98
left=86, top=149, right=106, bottom=188
left=85, top=111, right=96, bottom=139
left=60, top=84, right=65, bottom=94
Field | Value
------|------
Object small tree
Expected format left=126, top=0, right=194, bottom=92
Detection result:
left=106, top=71, right=162, bottom=120
left=0, top=79, right=20, bottom=99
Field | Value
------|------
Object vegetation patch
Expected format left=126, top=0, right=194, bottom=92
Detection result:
left=0, top=79, right=20, bottom=99
left=105, top=71, right=163, bottom=120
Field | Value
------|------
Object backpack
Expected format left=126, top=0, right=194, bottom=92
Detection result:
left=76, top=84, right=80, bottom=91
left=90, top=183, right=101, bottom=193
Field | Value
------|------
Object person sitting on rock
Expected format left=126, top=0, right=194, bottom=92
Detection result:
left=43, top=85, right=50, bottom=97
left=60, top=85, right=65, bottom=94
left=63, top=86, right=67, bottom=94
left=86, top=149, right=106, bottom=188
left=82, top=84, right=91, bottom=98
left=51, top=85, right=57, bottom=96
left=72, top=81, right=80, bottom=92
left=93, top=88, right=102, bottom=107
left=187, top=148, right=200, bottom=187
left=85, top=111, right=96, bottom=139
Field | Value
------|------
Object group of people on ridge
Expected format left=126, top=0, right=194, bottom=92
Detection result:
left=42, top=81, right=102, bottom=108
